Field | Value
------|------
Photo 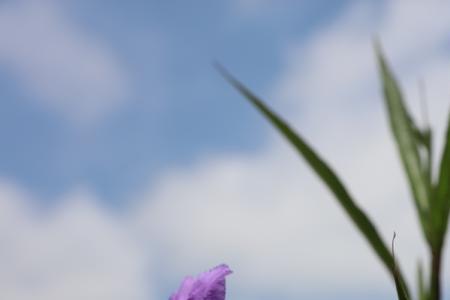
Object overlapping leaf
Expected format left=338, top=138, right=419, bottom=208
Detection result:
left=434, top=111, right=450, bottom=247
left=375, top=46, right=433, bottom=245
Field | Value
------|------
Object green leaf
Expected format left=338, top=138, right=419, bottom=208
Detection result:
left=375, top=45, right=432, bottom=244
left=434, top=110, right=450, bottom=246
left=216, top=63, right=410, bottom=298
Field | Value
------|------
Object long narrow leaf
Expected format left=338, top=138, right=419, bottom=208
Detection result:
left=216, top=63, right=410, bottom=297
left=434, top=110, right=450, bottom=245
left=375, top=46, right=432, bottom=244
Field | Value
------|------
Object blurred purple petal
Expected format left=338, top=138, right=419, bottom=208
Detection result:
left=170, top=264, right=232, bottom=300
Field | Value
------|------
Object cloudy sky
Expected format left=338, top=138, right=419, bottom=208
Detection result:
left=1, top=0, right=450, bottom=299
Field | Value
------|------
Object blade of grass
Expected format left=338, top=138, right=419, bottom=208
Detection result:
left=375, top=45, right=432, bottom=245
left=434, top=110, right=450, bottom=244
left=216, top=63, right=410, bottom=298
left=428, top=110, right=450, bottom=300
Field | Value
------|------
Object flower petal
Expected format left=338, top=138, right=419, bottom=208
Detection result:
left=169, top=264, right=232, bottom=300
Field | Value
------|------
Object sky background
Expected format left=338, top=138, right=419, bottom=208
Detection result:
left=0, top=0, right=450, bottom=299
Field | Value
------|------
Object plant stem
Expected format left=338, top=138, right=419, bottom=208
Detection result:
left=430, top=248, right=442, bottom=300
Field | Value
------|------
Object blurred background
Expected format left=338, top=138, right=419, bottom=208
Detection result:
left=1, top=0, right=450, bottom=299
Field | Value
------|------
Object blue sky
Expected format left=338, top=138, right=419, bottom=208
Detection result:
left=1, top=1, right=450, bottom=300
left=0, top=0, right=351, bottom=205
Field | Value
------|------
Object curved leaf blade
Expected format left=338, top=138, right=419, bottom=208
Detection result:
left=375, top=46, right=431, bottom=244
left=216, top=63, right=410, bottom=297
left=434, top=110, right=450, bottom=244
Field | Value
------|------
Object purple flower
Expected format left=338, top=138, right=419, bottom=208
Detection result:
left=169, top=264, right=232, bottom=300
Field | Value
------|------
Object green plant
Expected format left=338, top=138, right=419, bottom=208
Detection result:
left=216, top=44, right=450, bottom=300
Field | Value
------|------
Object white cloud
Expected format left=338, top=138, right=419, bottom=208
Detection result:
left=0, top=182, right=153, bottom=300
left=134, top=0, right=450, bottom=297
left=134, top=136, right=426, bottom=296
left=0, top=0, right=129, bottom=125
